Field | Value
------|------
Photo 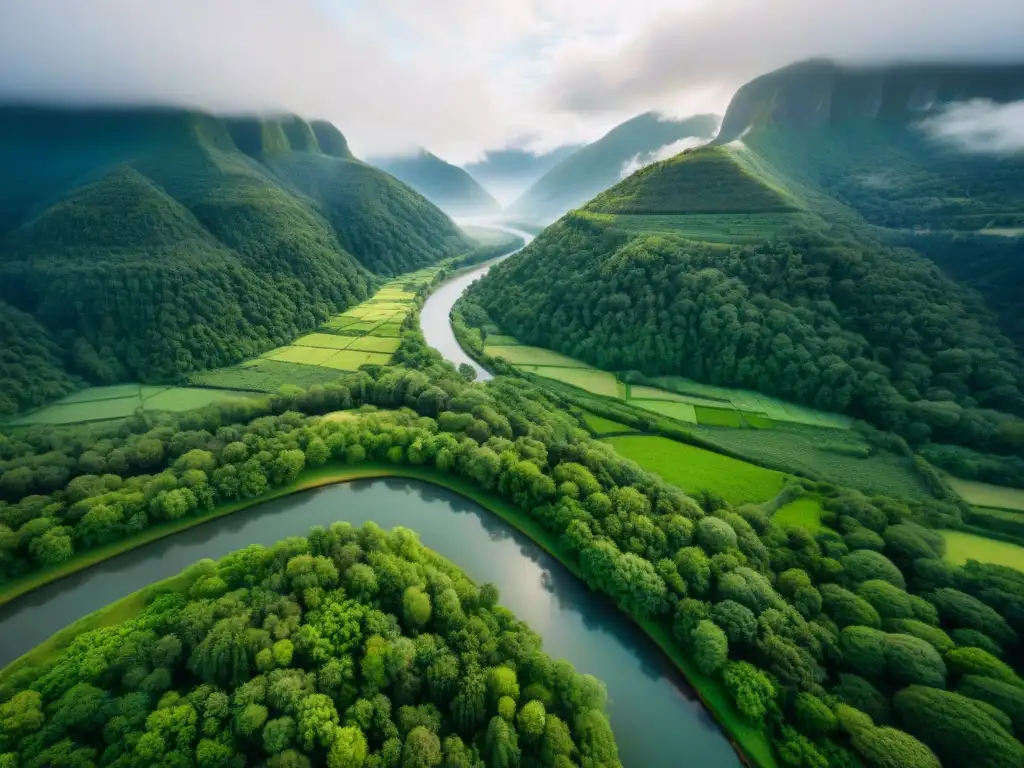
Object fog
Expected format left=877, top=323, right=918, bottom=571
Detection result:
left=619, top=137, right=708, bottom=178
left=918, top=100, right=1024, bottom=154
left=1, top=0, right=1023, bottom=162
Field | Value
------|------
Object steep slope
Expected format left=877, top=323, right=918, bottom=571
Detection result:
left=0, top=106, right=469, bottom=414
left=511, top=112, right=719, bottom=222
left=463, top=144, right=580, bottom=202
left=468, top=61, right=1024, bottom=464
left=370, top=148, right=500, bottom=217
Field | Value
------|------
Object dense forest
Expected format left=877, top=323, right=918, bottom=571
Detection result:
left=0, top=106, right=470, bottom=416
left=510, top=113, right=720, bottom=222
left=0, top=522, right=618, bottom=767
left=370, top=150, right=501, bottom=217
left=3, top=333, right=1024, bottom=767
left=464, top=214, right=1024, bottom=465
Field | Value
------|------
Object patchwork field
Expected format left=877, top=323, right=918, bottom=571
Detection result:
left=190, top=361, right=346, bottom=393
left=774, top=497, right=825, bottom=532
left=484, top=345, right=592, bottom=368
left=947, top=477, right=1024, bottom=512
left=699, top=425, right=930, bottom=500
left=4, top=385, right=253, bottom=427
left=582, top=411, right=638, bottom=436
left=942, top=529, right=1024, bottom=572
left=529, top=367, right=621, bottom=397
left=632, top=399, right=698, bottom=423
left=605, top=434, right=788, bottom=505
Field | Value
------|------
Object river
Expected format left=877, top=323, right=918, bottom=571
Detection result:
left=0, top=479, right=739, bottom=767
left=419, top=223, right=534, bottom=381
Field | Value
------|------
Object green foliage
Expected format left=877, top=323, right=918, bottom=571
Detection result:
left=841, top=550, right=906, bottom=589
left=832, top=674, right=890, bottom=724
left=945, top=647, right=1023, bottom=687
left=691, top=620, right=729, bottom=674
left=370, top=149, right=499, bottom=216
left=894, top=685, right=1024, bottom=768
left=0, top=525, right=618, bottom=767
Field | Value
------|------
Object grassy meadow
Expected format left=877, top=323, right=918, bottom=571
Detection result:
left=942, top=529, right=1024, bottom=572
left=605, top=434, right=788, bottom=505
left=774, top=497, right=825, bottom=532
left=948, top=477, right=1024, bottom=512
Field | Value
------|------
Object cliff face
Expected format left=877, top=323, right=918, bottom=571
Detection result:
left=715, top=60, right=1024, bottom=143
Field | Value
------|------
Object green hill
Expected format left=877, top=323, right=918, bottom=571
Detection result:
left=511, top=112, right=720, bottom=222
left=467, top=60, right=1024, bottom=469
left=0, top=106, right=469, bottom=415
left=586, top=146, right=799, bottom=215
left=462, top=144, right=580, bottom=201
left=370, top=148, right=500, bottom=217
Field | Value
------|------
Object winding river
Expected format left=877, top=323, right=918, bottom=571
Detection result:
left=420, top=223, right=534, bottom=381
left=0, top=223, right=740, bottom=767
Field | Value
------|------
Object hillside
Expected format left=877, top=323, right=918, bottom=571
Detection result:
left=463, top=143, right=580, bottom=202
left=370, top=148, right=500, bottom=217
left=511, top=112, right=720, bottom=222
left=468, top=61, right=1024, bottom=468
left=0, top=106, right=470, bottom=415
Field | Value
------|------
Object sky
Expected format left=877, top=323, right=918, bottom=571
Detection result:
left=0, top=0, right=1022, bottom=164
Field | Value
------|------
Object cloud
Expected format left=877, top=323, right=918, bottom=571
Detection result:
left=619, top=136, right=708, bottom=178
left=918, top=100, right=1024, bottom=154
left=545, top=0, right=1024, bottom=115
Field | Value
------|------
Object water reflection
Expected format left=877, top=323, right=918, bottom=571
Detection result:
left=0, top=478, right=738, bottom=768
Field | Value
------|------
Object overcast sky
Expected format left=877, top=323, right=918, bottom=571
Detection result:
left=1, top=0, right=1022, bottom=164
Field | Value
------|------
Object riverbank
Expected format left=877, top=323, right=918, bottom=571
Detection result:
left=0, top=458, right=776, bottom=768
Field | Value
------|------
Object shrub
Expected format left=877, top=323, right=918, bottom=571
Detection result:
left=722, top=661, right=776, bottom=722
left=882, top=619, right=954, bottom=654
left=832, top=674, right=890, bottom=723
left=958, top=675, right=1024, bottom=738
left=927, top=588, right=1017, bottom=647
left=949, top=628, right=1003, bottom=657
left=695, top=517, right=738, bottom=554
left=856, top=580, right=914, bottom=620
left=710, top=600, right=759, bottom=649
left=945, top=647, right=1023, bottom=687
left=821, top=584, right=882, bottom=629
left=691, top=620, right=729, bottom=675
left=850, top=725, right=941, bottom=768
left=794, top=692, right=836, bottom=738
left=841, top=550, right=906, bottom=589
left=840, top=626, right=887, bottom=677
left=884, top=634, right=946, bottom=688
left=894, top=685, right=1024, bottom=768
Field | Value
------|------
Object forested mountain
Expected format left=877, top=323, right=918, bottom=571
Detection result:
left=0, top=106, right=470, bottom=415
left=510, top=113, right=720, bottom=222
left=463, top=144, right=580, bottom=202
left=370, top=148, right=500, bottom=217
left=468, top=60, right=1024, bottom=472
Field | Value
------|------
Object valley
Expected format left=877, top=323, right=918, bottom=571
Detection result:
left=1, top=44, right=1024, bottom=768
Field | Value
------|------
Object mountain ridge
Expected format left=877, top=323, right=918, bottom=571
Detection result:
left=370, top=147, right=500, bottom=217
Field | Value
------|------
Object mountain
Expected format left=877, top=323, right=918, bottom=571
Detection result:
left=466, top=60, right=1024, bottom=468
left=0, top=106, right=470, bottom=416
left=510, top=112, right=720, bottom=222
left=462, top=144, right=580, bottom=204
left=370, top=148, right=500, bottom=217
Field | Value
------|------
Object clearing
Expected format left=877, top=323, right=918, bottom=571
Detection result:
left=774, top=497, right=825, bottom=532
left=942, top=529, right=1024, bottom=572
left=947, top=477, right=1024, bottom=512
left=605, top=435, right=788, bottom=505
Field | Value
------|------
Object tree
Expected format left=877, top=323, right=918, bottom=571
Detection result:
left=722, top=662, right=775, bottom=722
left=691, top=620, right=728, bottom=675
left=305, top=437, right=329, bottom=467
left=841, top=550, right=906, bottom=589
left=328, top=725, right=368, bottom=768
left=263, top=717, right=296, bottom=754
left=695, top=517, right=738, bottom=554
left=517, top=700, right=546, bottom=743
left=795, top=693, right=836, bottom=739
left=402, top=726, right=442, bottom=768
left=710, top=600, right=758, bottom=649
left=403, top=587, right=432, bottom=630
left=850, top=725, right=941, bottom=768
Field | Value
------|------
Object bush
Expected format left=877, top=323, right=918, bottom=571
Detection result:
left=927, top=588, right=1017, bottom=647
left=945, top=647, right=1023, bottom=687
left=884, top=634, right=946, bottom=688
left=821, top=584, right=882, bottom=629
left=850, top=725, right=941, bottom=768
left=722, top=661, right=776, bottom=722
left=691, top=620, right=729, bottom=675
left=856, top=580, right=914, bottom=620
left=883, top=619, right=954, bottom=654
left=710, top=600, right=758, bottom=649
left=842, top=550, right=906, bottom=589
left=894, top=685, right=1024, bottom=768
left=958, top=675, right=1024, bottom=739
left=794, top=692, right=836, bottom=738
left=950, top=628, right=1003, bottom=657
left=695, top=516, right=738, bottom=554
left=840, top=626, right=887, bottom=677
left=833, top=674, right=890, bottom=724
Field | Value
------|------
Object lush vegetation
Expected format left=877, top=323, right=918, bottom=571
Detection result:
left=510, top=113, right=719, bottom=222
left=0, top=106, right=470, bottom=416
left=0, top=523, right=620, bottom=767
left=942, top=529, right=1024, bottom=572
left=5, top=315, right=1024, bottom=767
left=371, top=149, right=501, bottom=217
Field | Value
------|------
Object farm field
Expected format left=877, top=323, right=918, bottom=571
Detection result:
left=699, top=424, right=931, bottom=500
left=947, top=477, right=1024, bottom=512
left=605, top=434, right=788, bottom=505
left=582, top=411, right=638, bottom=436
left=632, top=399, right=698, bottom=423
left=774, top=497, right=825, bottom=532
left=3, top=385, right=251, bottom=427
left=529, top=366, right=621, bottom=397
left=484, top=344, right=592, bottom=368
left=694, top=405, right=744, bottom=428
left=942, top=529, right=1024, bottom=572
left=190, top=360, right=345, bottom=393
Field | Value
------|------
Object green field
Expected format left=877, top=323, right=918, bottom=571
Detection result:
left=631, top=386, right=729, bottom=408
left=484, top=345, right=592, bottom=368
left=530, top=366, right=621, bottom=397
left=948, top=477, right=1024, bottom=512
left=190, top=360, right=346, bottom=392
left=320, top=350, right=392, bottom=370
left=774, top=497, right=825, bottom=531
left=143, top=388, right=255, bottom=412
left=942, top=529, right=1024, bottom=572
left=293, top=332, right=356, bottom=350
left=605, top=435, right=788, bottom=505
left=582, top=411, right=638, bottom=435
left=485, top=334, right=521, bottom=345
left=265, top=345, right=339, bottom=366
left=599, top=212, right=799, bottom=243
left=695, top=406, right=745, bottom=428
left=698, top=425, right=931, bottom=500
left=633, top=399, right=698, bottom=423
left=347, top=336, right=402, bottom=353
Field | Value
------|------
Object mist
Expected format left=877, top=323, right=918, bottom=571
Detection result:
left=619, top=137, right=708, bottom=179
left=918, top=100, right=1024, bottom=154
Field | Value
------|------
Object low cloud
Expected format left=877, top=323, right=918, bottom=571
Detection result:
left=619, top=137, right=707, bottom=178
left=918, top=100, right=1024, bottom=154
